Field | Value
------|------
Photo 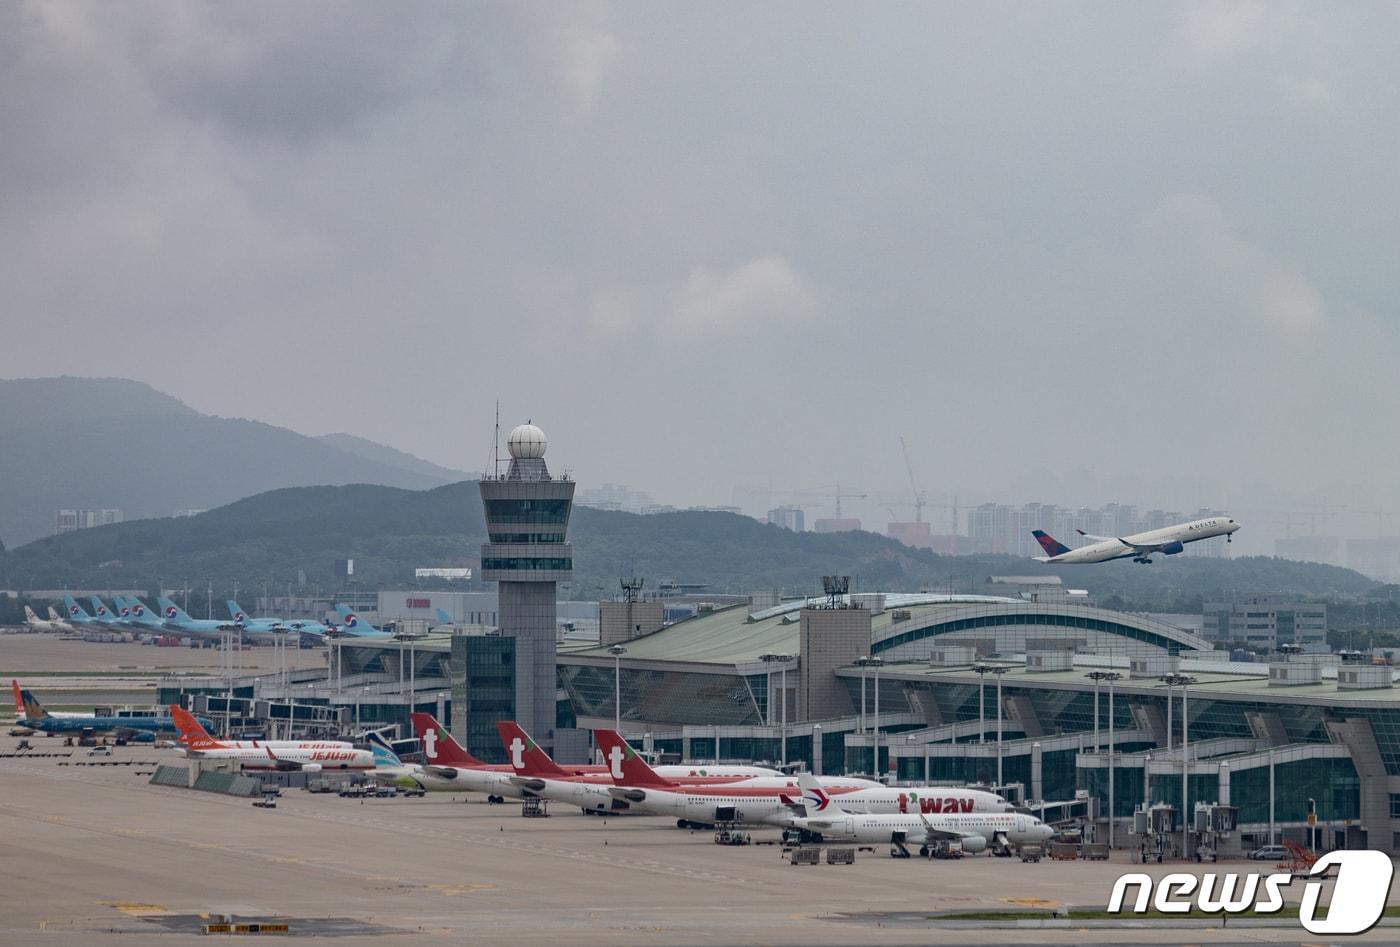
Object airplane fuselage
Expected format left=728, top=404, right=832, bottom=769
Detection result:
left=1039, top=517, right=1239, bottom=564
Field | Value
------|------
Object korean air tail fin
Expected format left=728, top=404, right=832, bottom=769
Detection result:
left=89, top=595, right=114, bottom=620
left=158, top=597, right=194, bottom=623
left=334, top=604, right=380, bottom=635
left=592, top=729, right=674, bottom=787
left=227, top=600, right=250, bottom=623
left=64, top=595, right=92, bottom=622
left=409, top=713, right=484, bottom=766
left=435, top=609, right=453, bottom=625
left=1031, top=530, right=1072, bottom=558
left=170, top=704, right=222, bottom=749
left=495, top=721, right=570, bottom=777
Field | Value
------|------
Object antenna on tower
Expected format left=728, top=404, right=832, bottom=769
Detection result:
left=620, top=577, right=644, bottom=603
left=493, top=401, right=501, bottom=479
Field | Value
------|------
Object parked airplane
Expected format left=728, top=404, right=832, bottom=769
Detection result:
left=11, top=679, right=82, bottom=720
left=113, top=596, right=168, bottom=632
left=23, top=606, right=70, bottom=633
left=169, top=705, right=373, bottom=771
left=16, top=685, right=211, bottom=741
left=1032, top=516, right=1240, bottom=565
left=169, top=705, right=352, bottom=753
left=782, top=772, right=1053, bottom=854
left=331, top=605, right=392, bottom=638
left=157, top=597, right=246, bottom=637
left=495, top=722, right=780, bottom=814
left=88, top=595, right=125, bottom=628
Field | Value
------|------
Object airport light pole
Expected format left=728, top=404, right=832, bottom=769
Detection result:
left=974, top=663, right=1009, bottom=788
left=609, top=644, right=627, bottom=732
left=973, top=664, right=988, bottom=744
left=812, top=723, right=822, bottom=776
left=760, top=654, right=793, bottom=767
left=854, top=656, right=869, bottom=735
left=1087, top=671, right=1122, bottom=846
left=870, top=656, right=884, bottom=775
left=1161, top=672, right=1196, bottom=858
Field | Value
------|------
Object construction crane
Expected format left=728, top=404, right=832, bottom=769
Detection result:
left=899, top=436, right=927, bottom=524
left=831, top=483, right=867, bottom=518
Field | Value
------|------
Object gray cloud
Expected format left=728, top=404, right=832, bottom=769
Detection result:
left=3, top=1, right=1400, bottom=555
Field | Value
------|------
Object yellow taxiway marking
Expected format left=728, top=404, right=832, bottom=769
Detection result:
left=428, top=883, right=496, bottom=896
left=1001, top=897, right=1059, bottom=909
left=102, top=901, right=166, bottom=915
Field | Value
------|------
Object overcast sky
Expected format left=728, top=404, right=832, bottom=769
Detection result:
left=4, top=2, right=1399, bottom=551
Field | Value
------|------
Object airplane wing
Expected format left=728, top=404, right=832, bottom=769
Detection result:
left=507, top=775, right=546, bottom=792
left=422, top=764, right=460, bottom=779
left=1075, top=529, right=1115, bottom=542
left=1117, top=537, right=1165, bottom=553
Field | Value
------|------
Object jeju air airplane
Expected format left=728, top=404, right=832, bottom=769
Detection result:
left=169, top=705, right=372, bottom=771
left=1033, top=516, right=1239, bottom=565
left=170, top=705, right=352, bottom=753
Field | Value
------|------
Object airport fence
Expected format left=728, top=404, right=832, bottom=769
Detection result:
left=148, top=764, right=261, bottom=797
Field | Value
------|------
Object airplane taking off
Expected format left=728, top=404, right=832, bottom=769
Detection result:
left=782, top=773, right=1053, bottom=855
left=1033, top=516, right=1239, bottom=565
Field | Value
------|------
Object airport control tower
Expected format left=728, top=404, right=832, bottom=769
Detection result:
left=479, top=422, right=574, bottom=749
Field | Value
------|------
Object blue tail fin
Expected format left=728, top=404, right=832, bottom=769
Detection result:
left=89, top=596, right=114, bottom=620
left=64, top=595, right=92, bottom=622
left=367, top=731, right=402, bottom=766
left=435, top=609, right=453, bottom=625
left=158, top=597, right=194, bottom=623
left=227, top=600, right=250, bottom=623
left=1032, top=530, right=1072, bottom=557
left=334, top=605, right=378, bottom=634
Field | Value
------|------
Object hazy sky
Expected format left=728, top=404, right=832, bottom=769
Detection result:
left=4, top=2, right=1399, bottom=552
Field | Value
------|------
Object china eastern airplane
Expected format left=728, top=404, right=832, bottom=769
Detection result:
left=781, top=773, right=1052, bottom=854
left=23, top=606, right=71, bottom=633
left=170, top=705, right=373, bottom=771
left=1032, top=515, right=1240, bottom=565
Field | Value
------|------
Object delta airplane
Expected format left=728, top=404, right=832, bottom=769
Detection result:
left=170, top=705, right=373, bottom=771
left=1032, top=516, right=1240, bottom=565
left=15, top=685, right=212, bottom=741
left=783, top=773, right=1053, bottom=855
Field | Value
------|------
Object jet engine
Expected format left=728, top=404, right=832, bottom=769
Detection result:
left=1161, top=541, right=1184, bottom=555
left=300, top=763, right=322, bottom=773
left=959, top=835, right=989, bottom=854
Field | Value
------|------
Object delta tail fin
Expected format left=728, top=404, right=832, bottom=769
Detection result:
left=410, top=713, right=485, bottom=767
left=495, top=721, right=570, bottom=777
left=592, top=729, right=675, bottom=787
left=1031, top=530, right=1072, bottom=558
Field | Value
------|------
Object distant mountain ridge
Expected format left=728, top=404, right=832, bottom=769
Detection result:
left=0, top=376, right=466, bottom=546
left=0, top=481, right=1383, bottom=610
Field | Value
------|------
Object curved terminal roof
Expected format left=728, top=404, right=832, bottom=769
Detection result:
left=569, top=594, right=1211, bottom=668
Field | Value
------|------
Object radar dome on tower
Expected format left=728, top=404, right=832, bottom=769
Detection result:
left=506, top=423, right=547, bottom=459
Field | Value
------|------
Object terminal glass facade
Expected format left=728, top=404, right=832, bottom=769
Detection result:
left=451, top=635, right=516, bottom=763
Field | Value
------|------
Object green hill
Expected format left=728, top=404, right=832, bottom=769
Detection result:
left=0, top=377, right=468, bottom=546
left=0, top=481, right=1385, bottom=611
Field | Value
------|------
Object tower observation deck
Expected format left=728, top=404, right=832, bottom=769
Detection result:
left=479, top=422, right=574, bottom=748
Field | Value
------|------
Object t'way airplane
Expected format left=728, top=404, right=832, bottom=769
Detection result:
left=169, top=705, right=373, bottom=771
left=781, top=773, right=1053, bottom=855
left=1033, top=515, right=1239, bottom=564
left=495, top=722, right=780, bottom=814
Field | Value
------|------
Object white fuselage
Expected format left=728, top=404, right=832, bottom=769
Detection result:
left=787, top=811, right=1054, bottom=847
left=177, top=739, right=352, bottom=755
left=761, top=786, right=1013, bottom=823
left=1042, top=517, right=1239, bottom=564
left=187, top=745, right=374, bottom=770
left=616, top=778, right=884, bottom=824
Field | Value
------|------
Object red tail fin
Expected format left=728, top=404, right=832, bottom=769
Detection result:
left=170, top=704, right=222, bottom=749
left=495, top=721, right=569, bottom=777
left=11, top=680, right=23, bottom=716
left=410, top=712, right=485, bottom=767
left=593, top=729, right=675, bottom=787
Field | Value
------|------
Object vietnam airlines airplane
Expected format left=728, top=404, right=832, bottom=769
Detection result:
left=1032, top=516, right=1240, bottom=564
left=16, top=685, right=212, bottom=740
